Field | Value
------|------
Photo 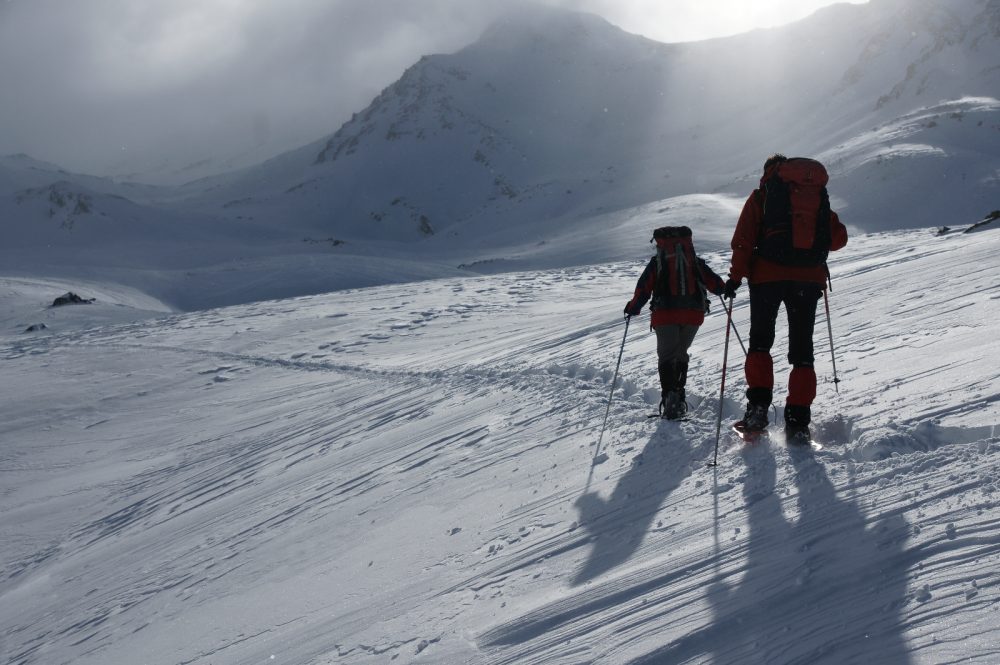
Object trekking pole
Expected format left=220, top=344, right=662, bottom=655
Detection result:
left=708, top=297, right=734, bottom=468
left=718, top=294, right=748, bottom=357
left=593, top=315, right=630, bottom=466
left=823, top=288, right=841, bottom=393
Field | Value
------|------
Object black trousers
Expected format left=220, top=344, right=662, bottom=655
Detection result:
left=744, top=281, right=824, bottom=407
left=748, top=281, right=823, bottom=365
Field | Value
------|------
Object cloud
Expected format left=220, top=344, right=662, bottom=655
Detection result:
left=0, top=0, right=863, bottom=180
left=547, top=0, right=869, bottom=43
left=0, top=0, right=510, bottom=178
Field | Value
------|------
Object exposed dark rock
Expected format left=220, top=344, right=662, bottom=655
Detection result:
left=51, top=292, right=95, bottom=307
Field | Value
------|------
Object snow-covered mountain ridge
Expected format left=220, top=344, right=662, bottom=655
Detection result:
left=1, top=1, right=998, bottom=313
left=1, top=221, right=998, bottom=664
left=177, top=0, right=999, bottom=241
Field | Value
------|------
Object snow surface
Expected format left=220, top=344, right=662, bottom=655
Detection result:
left=2, top=221, right=999, bottom=664
left=2, top=2, right=1000, bottom=663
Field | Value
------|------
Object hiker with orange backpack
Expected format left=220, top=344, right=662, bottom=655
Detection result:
left=724, top=154, right=848, bottom=442
left=625, top=226, right=726, bottom=420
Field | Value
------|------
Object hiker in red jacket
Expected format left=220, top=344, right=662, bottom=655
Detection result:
left=625, top=226, right=726, bottom=419
left=724, top=154, right=848, bottom=441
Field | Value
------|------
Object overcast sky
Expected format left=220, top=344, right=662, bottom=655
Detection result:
left=0, top=0, right=867, bottom=181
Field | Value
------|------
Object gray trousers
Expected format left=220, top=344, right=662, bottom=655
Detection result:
left=654, top=324, right=699, bottom=365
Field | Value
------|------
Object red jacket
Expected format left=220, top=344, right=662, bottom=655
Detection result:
left=627, top=254, right=726, bottom=327
left=729, top=168, right=848, bottom=285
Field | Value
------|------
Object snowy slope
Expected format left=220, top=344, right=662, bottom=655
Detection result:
left=2, top=3, right=998, bottom=663
left=0, top=277, right=174, bottom=335
left=2, top=222, right=998, bottom=665
left=0, top=153, right=475, bottom=312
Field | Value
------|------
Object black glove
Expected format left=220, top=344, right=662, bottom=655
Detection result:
left=723, top=278, right=741, bottom=299
left=624, top=301, right=642, bottom=317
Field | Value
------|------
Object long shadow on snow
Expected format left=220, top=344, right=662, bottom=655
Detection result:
left=477, top=418, right=718, bottom=653
left=630, top=446, right=912, bottom=665
left=571, top=419, right=714, bottom=586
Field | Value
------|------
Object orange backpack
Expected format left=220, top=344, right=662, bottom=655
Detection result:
left=756, top=157, right=833, bottom=267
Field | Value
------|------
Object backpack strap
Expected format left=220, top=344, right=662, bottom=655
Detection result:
left=652, top=237, right=708, bottom=311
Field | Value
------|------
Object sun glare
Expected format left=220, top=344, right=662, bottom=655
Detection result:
left=597, top=0, right=871, bottom=44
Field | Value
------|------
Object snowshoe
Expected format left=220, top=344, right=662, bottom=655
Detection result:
left=732, top=422, right=768, bottom=443
left=732, top=402, right=769, bottom=442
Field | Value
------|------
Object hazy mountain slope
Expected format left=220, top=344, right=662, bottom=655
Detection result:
left=179, top=0, right=999, bottom=242
left=1, top=0, right=997, bottom=312
left=0, top=154, right=170, bottom=204
left=820, top=96, right=1000, bottom=226
left=0, top=155, right=473, bottom=311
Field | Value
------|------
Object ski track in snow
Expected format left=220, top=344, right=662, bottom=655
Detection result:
left=1, top=230, right=999, bottom=664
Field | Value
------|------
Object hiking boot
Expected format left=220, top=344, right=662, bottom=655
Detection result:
left=784, top=405, right=811, bottom=444
left=735, top=402, right=769, bottom=432
left=661, top=389, right=687, bottom=420
left=785, top=424, right=812, bottom=445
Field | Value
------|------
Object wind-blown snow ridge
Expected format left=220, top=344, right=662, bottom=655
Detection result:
left=1, top=226, right=998, bottom=664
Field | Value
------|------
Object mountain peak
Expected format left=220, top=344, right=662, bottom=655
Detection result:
left=470, top=5, right=652, bottom=54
